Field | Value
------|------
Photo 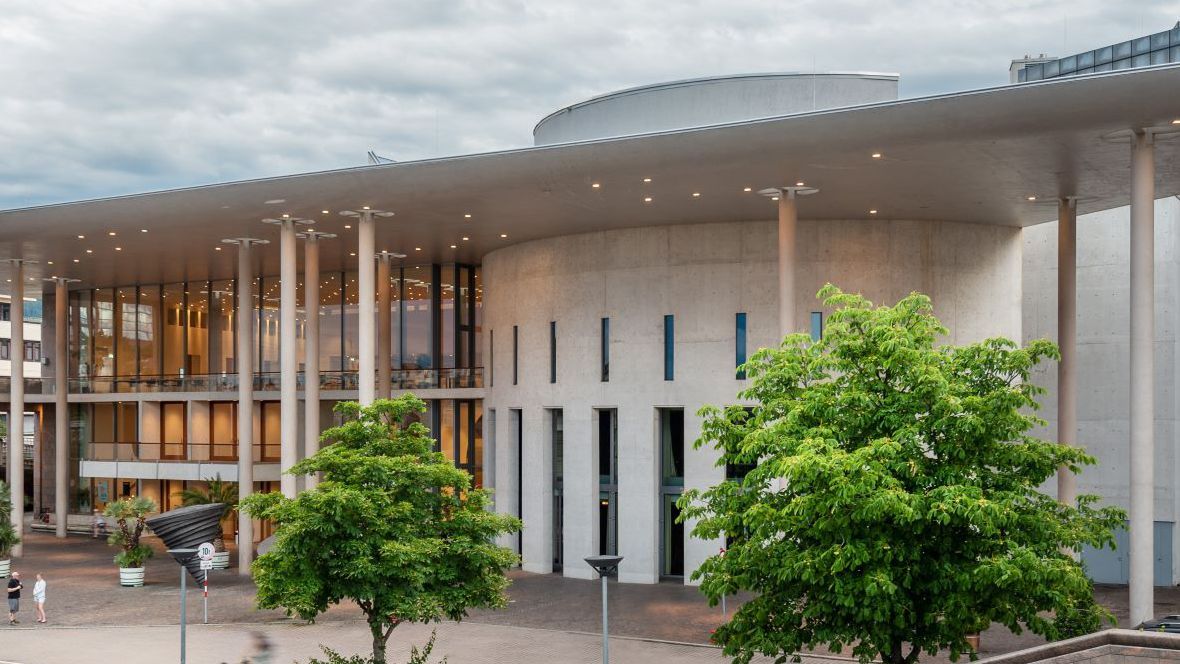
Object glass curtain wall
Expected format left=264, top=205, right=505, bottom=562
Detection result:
left=66, top=265, right=481, bottom=385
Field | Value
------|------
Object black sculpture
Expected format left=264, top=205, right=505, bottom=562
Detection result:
left=146, top=503, right=226, bottom=580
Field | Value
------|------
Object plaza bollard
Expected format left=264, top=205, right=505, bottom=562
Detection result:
left=585, top=555, right=624, bottom=664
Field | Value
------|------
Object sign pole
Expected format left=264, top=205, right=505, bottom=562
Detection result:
left=180, top=563, right=187, bottom=664
left=203, top=570, right=208, bottom=624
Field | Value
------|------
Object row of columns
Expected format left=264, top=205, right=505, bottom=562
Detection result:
left=767, top=129, right=1158, bottom=625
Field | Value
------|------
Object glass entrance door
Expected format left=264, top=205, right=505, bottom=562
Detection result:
left=550, top=409, right=563, bottom=572
left=596, top=409, right=618, bottom=555
left=659, top=408, right=685, bottom=578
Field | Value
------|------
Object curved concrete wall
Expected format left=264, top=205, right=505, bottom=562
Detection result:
left=533, top=72, right=899, bottom=145
left=482, top=218, right=1021, bottom=584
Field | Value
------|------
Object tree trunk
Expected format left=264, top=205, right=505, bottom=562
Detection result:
left=370, top=621, right=389, bottom=664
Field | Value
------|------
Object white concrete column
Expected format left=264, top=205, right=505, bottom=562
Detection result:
left=376, top=253, right=392, bottom=399
left=1129, top=130, right=1156, bottom=626
left=683, top=408, right=723, bottom=585
left=617, top=406, right=659, bottom=584
left=341, top=208, right=394, bottom=405
left=224, top=237, right=267, bottom=575
left=1057, top=198, right=1078, bottom=507
left=52, top=277, right=76, bottom=538
left=562, top=406, right=596, bottom=580
left=761, top=185, right=817, bottom=335
left=265, top=217, right=312, bottom=499
left=520, top=408, right=553, bottom=574
left=778, top=194, right=797, bottom=334
left=299, top=230, right=334, bottom=490
left=7, top=260, right=27, bottom=557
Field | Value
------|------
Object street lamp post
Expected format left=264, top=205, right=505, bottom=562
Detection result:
left=584, top=555, right=623, bottom=664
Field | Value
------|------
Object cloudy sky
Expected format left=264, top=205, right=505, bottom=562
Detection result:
left=1, top=0, right=1176, bottom=209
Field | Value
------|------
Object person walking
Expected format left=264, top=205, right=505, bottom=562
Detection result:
left=32, top=574, right=46, bottom=623
left=7, top=571, right=23, bottom=625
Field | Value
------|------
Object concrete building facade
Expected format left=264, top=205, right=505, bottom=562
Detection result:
left=3, top=41, right=1180, bottom=628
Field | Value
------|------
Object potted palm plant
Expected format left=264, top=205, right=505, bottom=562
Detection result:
left=176, top=475, right=237, bottom=569
left=104, top=496, right=157, bottom=587
left=0, top=481, right=19, bottom=578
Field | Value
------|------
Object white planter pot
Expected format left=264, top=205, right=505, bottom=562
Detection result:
left=119, top=566, right=145, bottom=587
left=211, top=551, right=230, bottom=570
left=0, top=558, right=9, bottom=578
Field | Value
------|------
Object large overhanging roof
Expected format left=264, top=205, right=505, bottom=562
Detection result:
left=3, top=64, right=1180, bottom=289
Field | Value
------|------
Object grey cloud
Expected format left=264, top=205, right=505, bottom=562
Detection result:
left=0, top=0, right=1174, bottom=209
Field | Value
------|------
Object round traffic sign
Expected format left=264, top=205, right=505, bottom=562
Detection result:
left=197, top=542, right=216, bottom=561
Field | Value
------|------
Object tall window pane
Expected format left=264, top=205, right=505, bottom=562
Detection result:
left=210, top=402, right=236, bottom=461
left=115, top=287, right=137, bottom=376
left=258, top=276, right=280, bottom=373
left=341, top=271, right=359, bottom=372
left=735, top=312, right=747, bottom=379
left=162, top=283, right=185, bottom=375
left=402, top=266, right=432, bottom=369
left=161, top=402, right=186, bottom=460
left=186, top=281, right=209, bottom=375
left=209, top=280, right=235, bottom=374
left=473, top=269, right=483, bottom=370
left=512, top=325, right=518, bottom=385
left=92, top=288, right=115, bottom=378
left=319, top=273, right=343, bottom=372
left=549, top=321, right=556, bottom=383
left=70, top=290, right=93, bottom=379
left=810, top=311, right=823, bottom=341
left=440, top=265, right=456, bottom=369
left=390, top=266, right=403, bottom=372
left=663, top=315, right=674, bottom=381
left=601, top=318, right=609, bottom=382
left=137, top=285, right=161, bottom=376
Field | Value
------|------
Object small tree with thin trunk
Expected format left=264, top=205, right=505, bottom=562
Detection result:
left=242, top=396, right=520, bottom=664
left=679, top=285, right=1126, bottom=664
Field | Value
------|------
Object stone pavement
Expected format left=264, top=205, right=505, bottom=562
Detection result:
left=4, top=531, right=1179, bottom=663
left=0, top=620, right=804, bottom=664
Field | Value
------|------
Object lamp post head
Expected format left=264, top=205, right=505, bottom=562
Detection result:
left=584, top=555, right=623, bottom=578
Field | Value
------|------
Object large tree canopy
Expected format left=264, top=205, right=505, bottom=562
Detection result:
left=243, top=396, right=520, bottom=664
left=680, top=286, right=1125, bottom=664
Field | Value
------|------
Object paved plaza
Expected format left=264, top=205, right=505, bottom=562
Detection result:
left=2, top=531, right=1179, bottom=663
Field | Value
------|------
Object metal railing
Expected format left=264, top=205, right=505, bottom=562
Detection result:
left=85, top=441, right=279, bottom=463
left=0, top=435, right=37, bottom=467
left=61, top=367, right=482, bottom=394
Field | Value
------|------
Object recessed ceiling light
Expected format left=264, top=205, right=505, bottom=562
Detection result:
left=415, top=247, right=422, bottom=251
left=77, top=235, right=85, bottom=239
left=692, top=192, right=701, bottom=197
left=1173, top=119, right=1180, bottom=125
left=73, top=259, right=80, bottom=263
left=264, top=199, right=286, bottom=204
left=871, top=152, right=882, bottom=159
left=643, top=177, right=652, bottom=183
left=362, top=206, right=370, bottom=211
left=322, top=210, right=330, bottom=214
left=215, top=247, right=222, bottom=251
left=140, top=229, right=148, bottom=233
left=350, top=252, right=357, bottom=256
left=795, top=181, right=805, bottom=187
left=343, top=224, right=352, bottom=229
left=771, top=196, right=780, bottom=201
left=644, top=197, right=652, bottom=203
left=85, top=249, right=92, bottom=253
left=743, top=187, right=752, bottom=192
left=450, top=244, right=457, bottom=249
left=108, top=231, right=117, bottom=236
left=464, top=213, right=472, bottom=219
left=115, top=247, right=122, bottom=251
left=1027, top=196, right=1037, bottom=201
left=592, top=183, right=600, bottom=188
left=869, top=209, right=878, bottom=215
left=47, top=261, right=53, bottom=265
left=462, top=236, right=469, bottom=241
left=500, top=233, right=507, bottom=238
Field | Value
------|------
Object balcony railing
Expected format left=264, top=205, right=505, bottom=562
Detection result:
left=57, top=367, right=482, bottom=394
left=0, top=435, right=37, bottom=468
left=85, top=441, right=279, bottom=463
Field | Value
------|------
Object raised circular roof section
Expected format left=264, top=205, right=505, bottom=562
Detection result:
left=534, top=72, right=900, bottom=145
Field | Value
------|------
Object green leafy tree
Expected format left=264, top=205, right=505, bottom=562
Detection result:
left=104, top=496, right=157, bottom=568
left=680, top=285, right=1126, bottom=664
left=176, top=474, right=238, bottom=551
left=242, top=396, right=520, bottom=664
left=0, top=481, right=19, bottom=558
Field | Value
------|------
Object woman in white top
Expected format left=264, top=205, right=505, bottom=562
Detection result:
left=32, top=574, right=46, bottom=623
